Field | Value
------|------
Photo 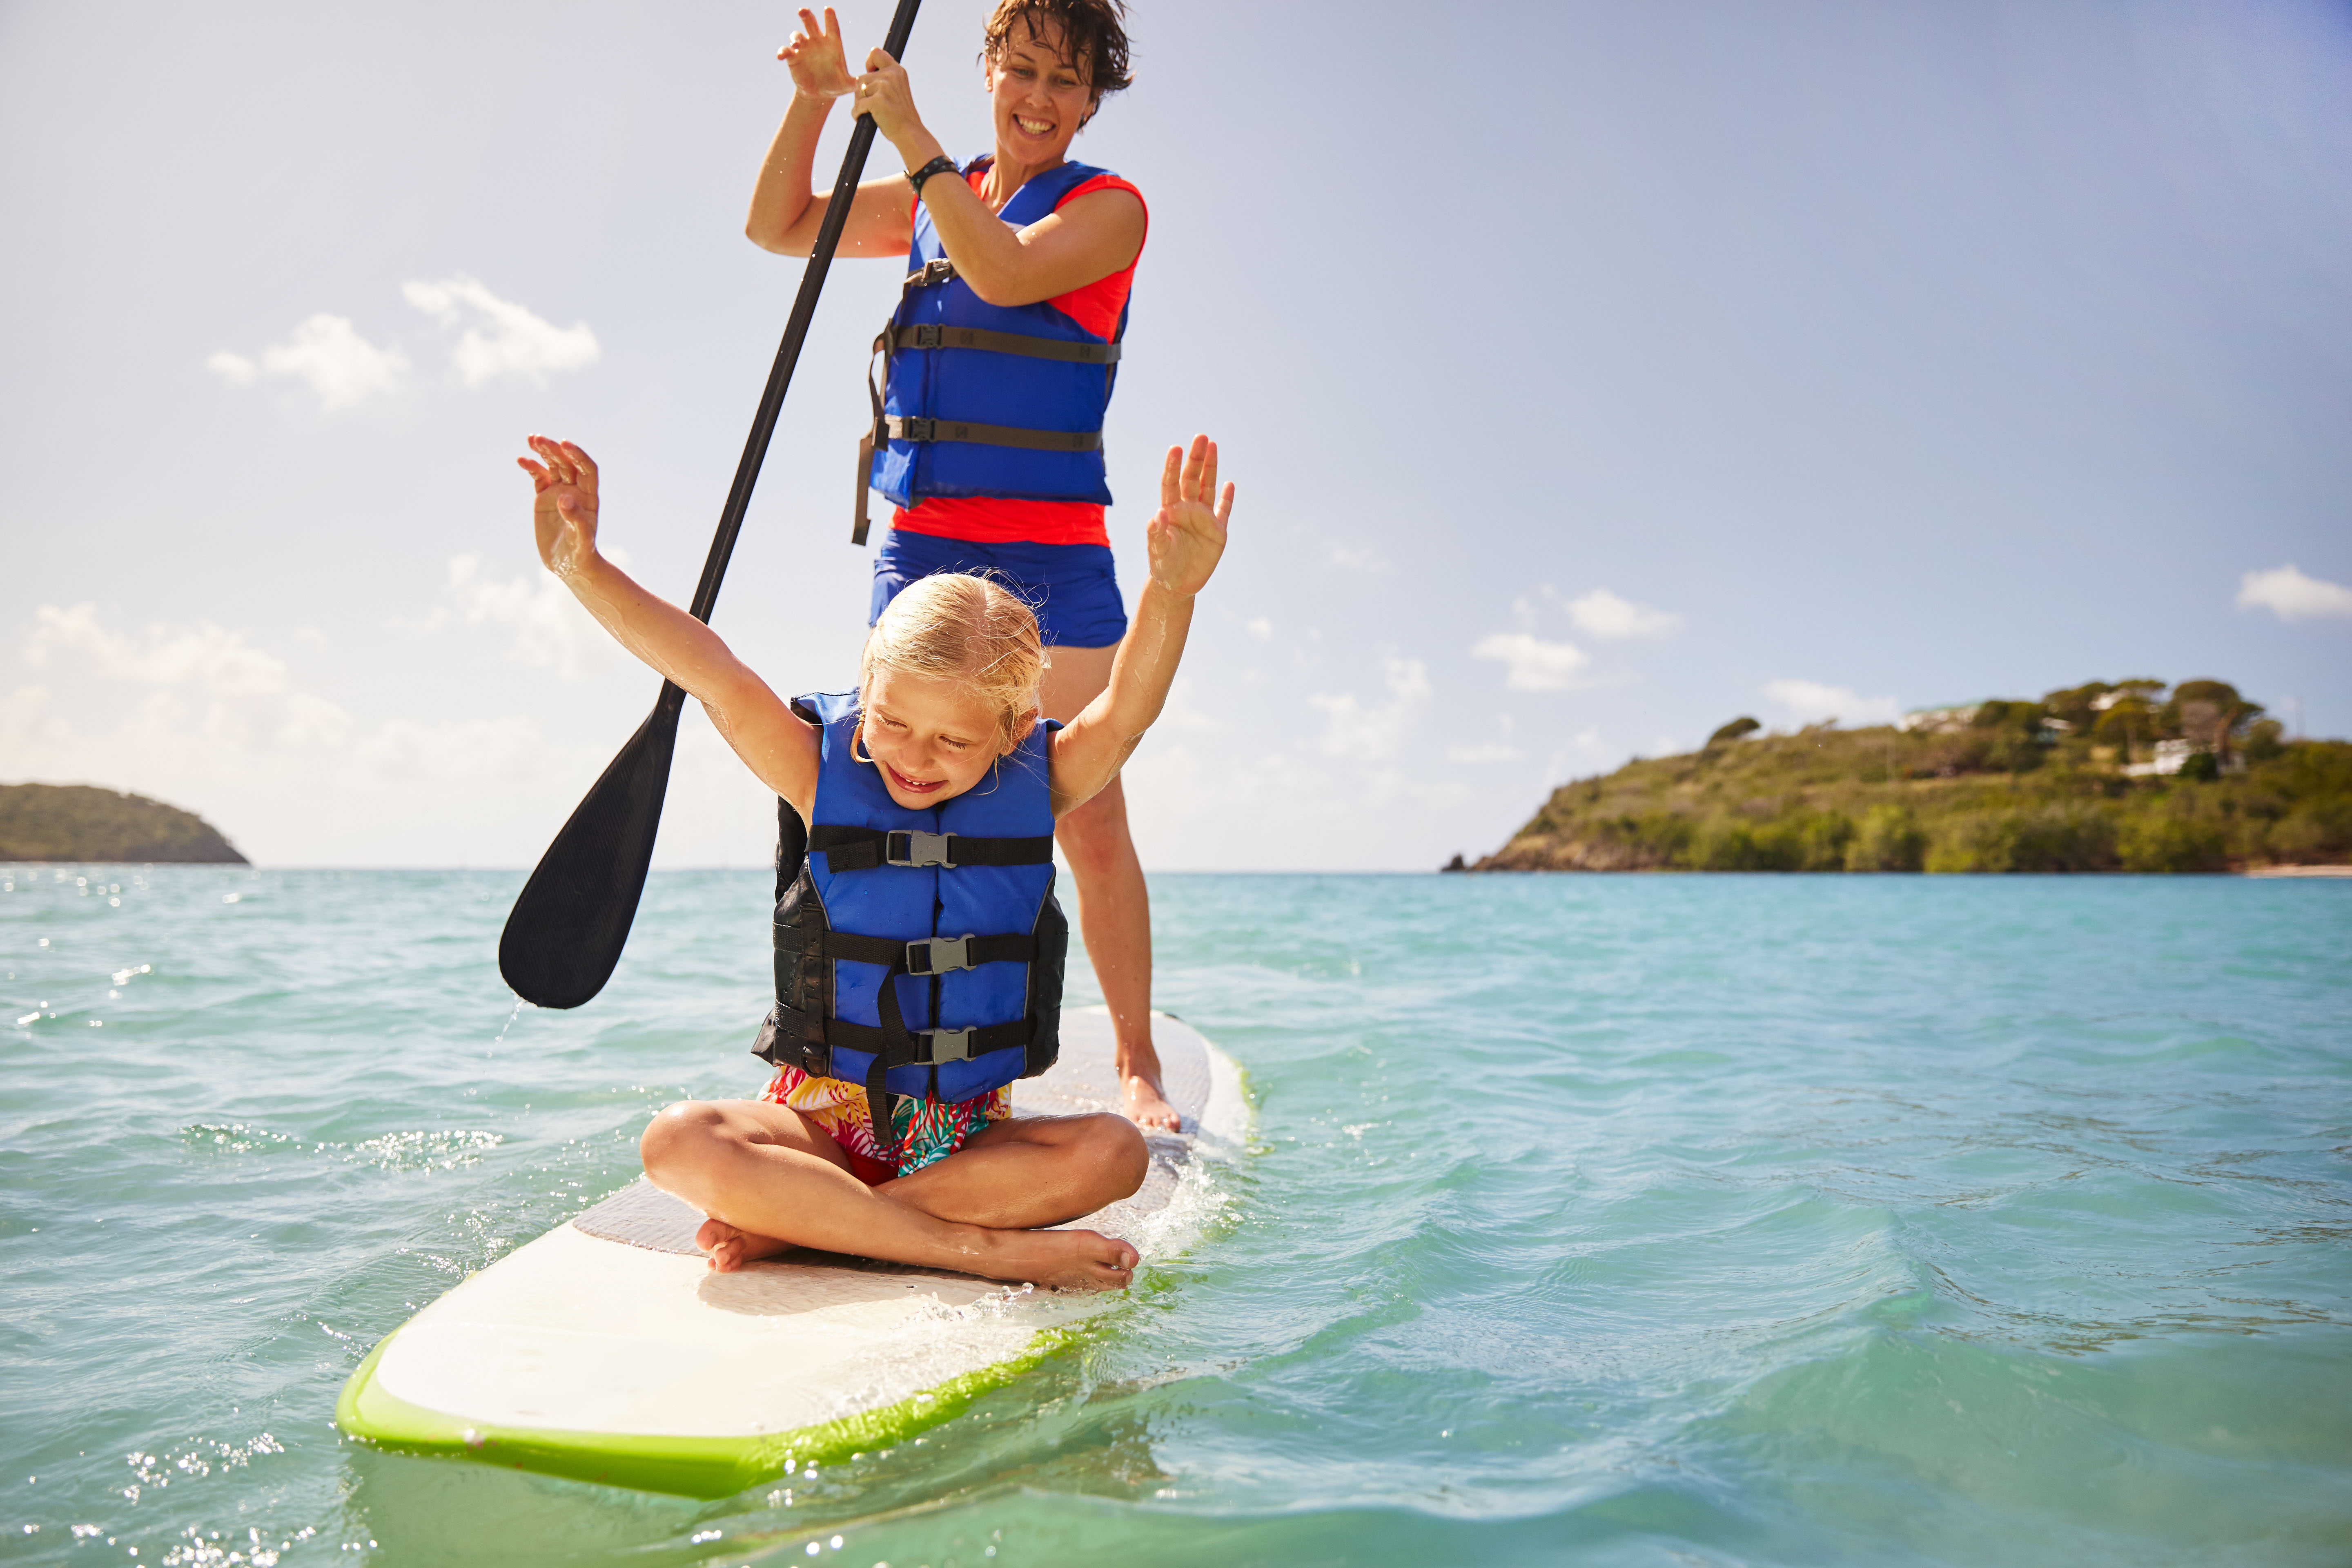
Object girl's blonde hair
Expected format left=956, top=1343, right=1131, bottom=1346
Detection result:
left=860, top=573, right=1045, bottom=753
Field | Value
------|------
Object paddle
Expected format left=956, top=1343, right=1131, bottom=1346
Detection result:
left=499, top=0, right=925, bottom=1010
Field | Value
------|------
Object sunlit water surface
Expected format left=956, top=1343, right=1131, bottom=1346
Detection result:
left=2, top=867, right=2348, bottom=1567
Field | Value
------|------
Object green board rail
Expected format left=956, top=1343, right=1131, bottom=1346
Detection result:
left=335, top=1323, right=1072, bottom=1499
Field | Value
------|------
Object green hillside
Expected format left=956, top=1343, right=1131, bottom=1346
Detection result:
left=0, top=783, right=249, bottom=864
left=1473, top=678, right=2351, bottom=874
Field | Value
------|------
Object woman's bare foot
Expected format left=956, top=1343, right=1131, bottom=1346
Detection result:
left=695, top=1215, right=793, bottom=1274
left=980, top=1226, right=1140, bottom=1291
left=1123, top=1072, right=1182, bottom=1132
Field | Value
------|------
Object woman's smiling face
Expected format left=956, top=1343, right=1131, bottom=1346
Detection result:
left=983, top=16, right=1096, bottom=166
left=857, top=667, right=1022, bottom=808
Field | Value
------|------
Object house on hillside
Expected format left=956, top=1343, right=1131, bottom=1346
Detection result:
left=2125, top=738, right=2192, bottom=777
left=1899, top=704, right=1982, bottom=735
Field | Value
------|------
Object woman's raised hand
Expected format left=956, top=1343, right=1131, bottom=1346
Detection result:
left=853, top=46, right=922, bottom=145
left=779, top=7, right=856, bottom=100
left=1145, top=436, right=1235, bottom=598
left=519, top=436, right=601, bottom=580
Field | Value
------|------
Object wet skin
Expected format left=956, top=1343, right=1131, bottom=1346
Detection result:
left=641, top=1098, right=1147, bottom=1290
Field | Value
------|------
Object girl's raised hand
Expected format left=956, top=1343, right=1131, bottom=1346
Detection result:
left=1145, top=435, right=1235, bottom=598
left=779, top=7, right=856, bottom=100
left=519, top=436, right=601, bottom=579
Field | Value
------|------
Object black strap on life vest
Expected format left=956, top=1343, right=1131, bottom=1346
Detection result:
left=879, top=415, right=1104, bottom=453
left=852, top=255, right=1120, bottom=546
left=882, top=321, right=1121, bottom=366
left=762, top=999, right=1034, bottom=1069
left=808, top=824, right=1054, bottom=872
left=778, top=927, right=1037, bottom=975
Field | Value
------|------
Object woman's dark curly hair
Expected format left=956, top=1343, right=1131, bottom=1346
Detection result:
left=982, top=0, right=1133, bottom=104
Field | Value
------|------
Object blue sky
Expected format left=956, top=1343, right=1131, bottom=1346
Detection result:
left=3, top=0, right=2348, bottom=869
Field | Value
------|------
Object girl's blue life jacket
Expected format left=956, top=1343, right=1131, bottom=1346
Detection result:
left=854, top=157, right=1130, bottom=544
left=752, top=690, right=1067, bottom=1163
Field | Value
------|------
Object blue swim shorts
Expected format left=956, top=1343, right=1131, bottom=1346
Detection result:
left=869, top=530, right=1129, bottom=649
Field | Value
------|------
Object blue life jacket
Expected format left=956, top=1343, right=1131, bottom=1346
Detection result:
left=753, top=690, right=1067, bottom=1162
left=854, top=157, right=1129, bottom=543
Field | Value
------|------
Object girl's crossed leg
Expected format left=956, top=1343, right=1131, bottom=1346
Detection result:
left=638, top=1097, right=1148, bottom=1290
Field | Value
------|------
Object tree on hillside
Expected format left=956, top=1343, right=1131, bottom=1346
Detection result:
left=2090, top=679, right=2165, bottom=766
left=1707, top=717, right=1761, bottom=746
left=2167, top=679, right=2264, bottom=768
left=2041, top=681, right=2118, bottom=732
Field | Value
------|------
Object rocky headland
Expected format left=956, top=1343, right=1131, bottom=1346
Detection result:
left=1461, top=677, right=2350, bottom=875
left=0, top=783, right=249, bottom=864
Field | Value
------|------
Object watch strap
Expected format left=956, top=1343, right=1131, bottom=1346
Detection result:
left=906, top=155, right=960, bottom=201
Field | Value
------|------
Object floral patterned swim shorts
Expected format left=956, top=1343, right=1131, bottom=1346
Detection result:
left=760, top=1065, right=1010, bottom=1181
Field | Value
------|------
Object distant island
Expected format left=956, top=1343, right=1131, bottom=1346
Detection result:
left=1461, top=677, right=2350, bottom=874
left=0, top=783, right=249, bottom=864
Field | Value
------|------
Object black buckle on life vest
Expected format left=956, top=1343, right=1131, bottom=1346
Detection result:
left=908, top=323, right=944, bottom=348
left=905, top=934, right=975, bottom=975
left=905, top=258, right=957, bottom=289
left=921, top=1027, right=976, bottom=1063
left=891, top=416, right=938, bottom=444
left=885, top=830, right=955, bottom=868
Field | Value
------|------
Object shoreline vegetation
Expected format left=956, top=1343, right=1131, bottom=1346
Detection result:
left=0, top=782, right=248, bottom=864
left=1463, top=678, right=2352, bottom=875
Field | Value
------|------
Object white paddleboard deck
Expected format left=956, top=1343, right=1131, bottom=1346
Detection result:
left=337, top=1008, right=1245, bottom=1496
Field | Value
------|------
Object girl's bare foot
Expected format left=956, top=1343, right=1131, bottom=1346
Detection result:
left=1123, top=1073, right=1182, bottom=1133
left=981, top=1226, right=1139, bottom=1290
left=698, top=1209, right=1134, bottom=1289
left=695, top=1216, right=793, bottom=1273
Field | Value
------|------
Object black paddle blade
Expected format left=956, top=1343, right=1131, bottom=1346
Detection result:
left=499, top=692, right=683, bottom=1009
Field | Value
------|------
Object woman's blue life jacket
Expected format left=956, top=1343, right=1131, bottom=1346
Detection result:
left=854, top=157, right=1130, bottom=543
left=753, top=690, right=1067, bottom=1161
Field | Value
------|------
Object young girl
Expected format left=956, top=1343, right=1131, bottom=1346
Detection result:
left=517, top=431, right=1233, bottom=1291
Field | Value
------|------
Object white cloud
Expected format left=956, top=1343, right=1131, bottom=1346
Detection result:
left=403, top=274, right=600, bottom=388
left=28, top=602, right=294, bottom=697
left=1536, top=727, right=1618, bottom=789
left=1151, top=676, right=1219, bottom=733
left=2, top=603, right=630, bottom=865
left=1472, top=631, right=1590, bottom=691
left=2237, top=564, right=2352, bottom=623
left=1309, top=656, right=1430, bottom=760
left=17, top=603, right=355, bottom=763
left=350, top=714, right=554, bottom=784
left=205, top=350, right=259, bottom=388
left=1762, top=677, right=1900, bottom=726
left=1325, top=543, right=1394, bottom=575
left=207, top=313, right=408, bottom=410
left=1245, top=616, right=1273, bottom=642
left=1447, top=712, right=1521, bottom=764
left=425, top=554, right=617, bottom=680
left=1566, top=588, right=1683, bottom=640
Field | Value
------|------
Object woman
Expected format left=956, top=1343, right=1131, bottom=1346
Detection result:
left=746, top=0, right=1180, bottom=1129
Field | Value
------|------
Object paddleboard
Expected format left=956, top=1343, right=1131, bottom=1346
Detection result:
left=336, top=1007, right=1245, bottom=1497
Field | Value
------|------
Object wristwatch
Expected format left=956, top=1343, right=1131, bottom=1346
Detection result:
left=906, top=155, right=960, bottom=201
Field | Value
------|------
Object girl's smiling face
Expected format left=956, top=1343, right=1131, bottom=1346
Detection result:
left=858, top=667, right=1025, bottom=808
left=983, top=16, right=1096, bottom=166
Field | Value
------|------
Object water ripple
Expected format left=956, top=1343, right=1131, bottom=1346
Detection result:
left=0, top=869, right=2346, bottom=1566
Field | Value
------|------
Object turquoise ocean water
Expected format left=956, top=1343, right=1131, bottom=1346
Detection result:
left=2, top=866, right=2348, bottom=1567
